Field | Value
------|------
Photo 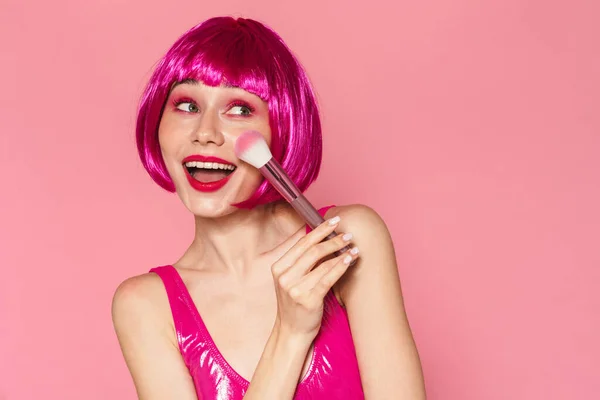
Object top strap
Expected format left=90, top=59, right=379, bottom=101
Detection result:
left=149, top=265, right=207, bottom=346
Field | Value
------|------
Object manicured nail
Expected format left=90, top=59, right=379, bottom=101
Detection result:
left=343, top=255, right=353, bottom=264
left=342, top=233, right=353, bottom=241
left=350, top=247, right=359, bottom=255
left=328, top=216, right=341, bottom=226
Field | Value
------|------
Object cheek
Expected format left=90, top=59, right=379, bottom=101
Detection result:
left=157, top=117, right=173, bottom=145
left=258, top=127, right=272, bottom=150
left=157, top=119, right=181, bottom=160
left=157, top=121, right=169, bottom=153
left=237, top=166, right=264, bottom=193
left=240, top=165, right=261, bottom=181
left=156, top=130, right=185, bottom=185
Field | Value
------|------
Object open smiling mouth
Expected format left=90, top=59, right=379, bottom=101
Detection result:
left=183, top=160, right=237, bottom=192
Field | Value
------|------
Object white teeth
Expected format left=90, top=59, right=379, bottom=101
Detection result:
left=184, top=161, right=236, bottom=170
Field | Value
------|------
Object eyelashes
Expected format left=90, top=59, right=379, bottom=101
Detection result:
left=229, top=101, right=255, bottom=115
left=172, top=97, right=198, bottom=113
left=171, top=97, right=255, bottom=116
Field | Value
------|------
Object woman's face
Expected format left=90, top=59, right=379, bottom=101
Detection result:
left=158, top=80, right=271, bottom=217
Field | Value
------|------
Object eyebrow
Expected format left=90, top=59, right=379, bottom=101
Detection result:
left=172, top=78, right=199, bottom=88
left=183, top=78, right=200, bottom=85
left=172, top=78, right=240, bottom=89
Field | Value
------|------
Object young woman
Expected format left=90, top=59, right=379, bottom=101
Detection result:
left=112, top=16, right=426, bottom=399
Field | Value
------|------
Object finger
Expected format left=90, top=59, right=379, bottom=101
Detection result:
left=268, top=224, right=308, bottom=262
left=309, top=247, right=360, bottom=300
left=293, top=246, right=359, bottom=296
left=272, top=216, right=342, bottom=276
left=283, top=232, right=355, bottom=282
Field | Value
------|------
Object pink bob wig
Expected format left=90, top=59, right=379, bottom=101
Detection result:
left=136, top=17, right=322, bottom=209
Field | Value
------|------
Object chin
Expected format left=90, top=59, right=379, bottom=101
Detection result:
left=183, top=199, right=237, bottom=218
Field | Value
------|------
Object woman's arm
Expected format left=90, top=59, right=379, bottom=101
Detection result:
left=332, top=205, right=427, bottom=399
left=244, top=219, right=361, bottom=399
left=112, top=274, right=199, bottom=400
left=242, top=325, right=313, bottom=399
left=112, top=274, right=311, bottom=400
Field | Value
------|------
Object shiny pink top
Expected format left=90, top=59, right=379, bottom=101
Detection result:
left=150, top=207, right=364, bottom=399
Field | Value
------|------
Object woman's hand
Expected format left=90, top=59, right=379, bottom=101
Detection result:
left=271, top=216, right=359, bottom=340
left=243, top=216, right=359, bottom=399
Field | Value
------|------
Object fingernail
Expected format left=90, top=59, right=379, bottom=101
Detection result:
left=342, top=233, right=353, bottom=241
left=343, top=255, right=353, bottom=264
left=350, top=247, right=359, bottom=255
left=328, top=216, right=341, bottom=226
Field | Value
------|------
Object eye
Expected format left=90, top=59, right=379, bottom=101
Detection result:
left=175, top=102, right=199, bottom=113
left=227, top=103, right=254, bottom=116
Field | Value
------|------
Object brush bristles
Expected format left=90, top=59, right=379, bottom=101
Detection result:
left=235, top=131, right=273, bottom=168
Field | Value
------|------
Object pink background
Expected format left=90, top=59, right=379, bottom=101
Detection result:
left=1, top=0, right=598, bottom=399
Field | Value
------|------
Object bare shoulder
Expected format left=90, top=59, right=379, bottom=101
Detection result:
left=323, top=204, right=397, bottom=303
left=111, top=272, right=172, bottom=335
left=324, top=203, right=386, bottom=223
left=112, top=273, right=166, bottom=312
left=111, top=272, right=199, bottom=399
left=324, top=204, right=393, bottom=249
left=324, top=205, right=426, bottom=397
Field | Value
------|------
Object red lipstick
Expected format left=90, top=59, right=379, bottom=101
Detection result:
left=182, top=155, right=236, bottom=193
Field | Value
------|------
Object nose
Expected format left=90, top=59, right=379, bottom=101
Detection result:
left=191, top=110, right=225, bottom=146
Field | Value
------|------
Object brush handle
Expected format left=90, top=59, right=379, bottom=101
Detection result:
left=259, top=159, right=353, bottom=262
left=290, top=195, right=353, bottom=260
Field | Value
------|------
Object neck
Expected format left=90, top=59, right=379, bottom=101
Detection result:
left=177, top=202, right=302, bottom=276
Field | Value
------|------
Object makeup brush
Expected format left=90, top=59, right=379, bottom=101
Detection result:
left=234, top=130, right=353, bottom=259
